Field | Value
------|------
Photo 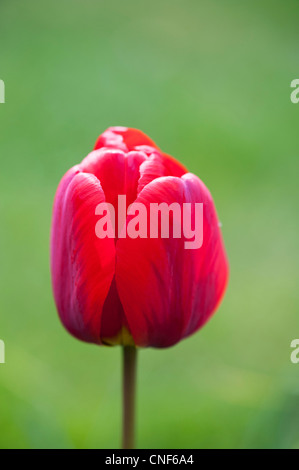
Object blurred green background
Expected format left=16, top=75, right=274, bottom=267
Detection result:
left=0, top=0, right=298, bottom=449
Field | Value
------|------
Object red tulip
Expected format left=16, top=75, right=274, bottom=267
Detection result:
left=51, top=127, right=229, bottom=348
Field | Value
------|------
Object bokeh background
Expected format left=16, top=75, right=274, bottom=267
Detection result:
left=0, top=0, right=298, bottom=449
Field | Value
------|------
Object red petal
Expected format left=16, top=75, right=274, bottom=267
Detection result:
left=80, top=149, right=147, bottom=240
left=115, top=173, right=229, bottom=348
left=81, top=148, right=146, bottom=207
left=92, top=128, right=187, bottom=206
left=137, top=152, right=187, bottom=194
left=51, top=171, right=116, bottom=344
left=94, top=127, right=159, bottom=152
left=161, top=152, right=187, bottom=178
left=137, top=153, right=166, bottom=194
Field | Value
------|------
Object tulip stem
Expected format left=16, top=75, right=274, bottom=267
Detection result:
left=122, top=345, right=137, bottom=449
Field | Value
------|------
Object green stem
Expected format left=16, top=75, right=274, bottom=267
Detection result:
left=122, top=346, right=137, bottom=449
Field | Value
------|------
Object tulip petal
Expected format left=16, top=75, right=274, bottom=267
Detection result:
left=80, top=149, right=147, bottom=237
left=115, top=173, right=229, bottom=348
left=100, top=277, right=134, bottom=345
left=94, top=126, right=159, bottom=152
left=92, top=128, right=187, bottom=201
left=137, top=152, right=187, bottom=194
left=81, top=149, right=128, bottom=209
left=160, top=152, right=187, bottom=178
left=137, top=153, right=166, bottom=194
left=51, top=171, right=116, bottom=344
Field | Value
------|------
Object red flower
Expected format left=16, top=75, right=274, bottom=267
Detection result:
left=50, top=127, right=229, bottom=348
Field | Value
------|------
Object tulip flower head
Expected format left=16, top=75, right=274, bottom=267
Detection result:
left=51, top=127, right=229, bottom=349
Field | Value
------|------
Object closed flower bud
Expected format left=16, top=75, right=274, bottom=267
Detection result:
left=50, top=127, right=229, bottom=348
